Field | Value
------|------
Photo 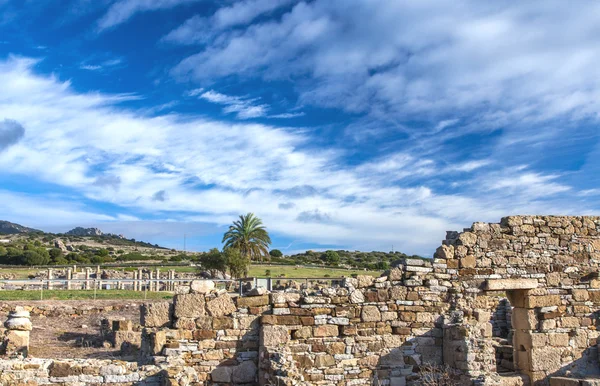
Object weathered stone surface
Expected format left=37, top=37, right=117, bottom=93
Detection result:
left=260, top=325, right=289, bottom=346
left=361, top=305, right=381, bottom=322
left=211, top=366, right=232, bottom=383
left=190, top=280, right=215, bottom=294
left=486, top=279, right=538, bottom=290
left=457, top=232, right=477, bottom=246
left=236, top=294, right=270, bottom=308
left=140, top=302, right=172, bottom=328
left=206, top=294, right=237, bottom=317
left=173, top=293, right=205, bottom=319
left=232, top=360, right=257, bottom=384
left=313, top=325, right=339, bottom=337
left=349, top=290, right=365, bottom=304
left=356, top=275, right=374, bottom=288
left=4, top=317, right=32, bottom=331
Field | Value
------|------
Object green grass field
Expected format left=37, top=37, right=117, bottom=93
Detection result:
left=0, top=289, right=173, bottom=301
left=0, top=264, right=381, bottom=279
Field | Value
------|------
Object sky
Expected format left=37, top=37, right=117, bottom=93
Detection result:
left=0, top=0, right=599, bottom=256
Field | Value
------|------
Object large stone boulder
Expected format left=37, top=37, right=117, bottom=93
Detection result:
left=232, top=361, right=257, bottom=384
left=190, top=280, right=215, bottom=294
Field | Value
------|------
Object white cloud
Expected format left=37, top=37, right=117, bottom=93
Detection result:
left=172, top=0, right=600, bottom=140
left=0, top=56, right=595, bottom=256
left=163, top=0, right=295, bottom=44
left=198, top=89, right=269, bottom=119
left=97, top=0, right=201, bottom=32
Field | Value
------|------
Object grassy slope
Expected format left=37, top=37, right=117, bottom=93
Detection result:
left=0, top=265, right=382, bottom=279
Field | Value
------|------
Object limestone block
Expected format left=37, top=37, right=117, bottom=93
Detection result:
left=486, top=279, right=538, bottom=291
left=232, top=361, right=257, bottom=384
left=460, top=255, right=476, bottom=268
left=435, top=245, right=454, bottom=260
left=389, top=286, right=407, bottom=300
left=293, top=326, right=313, bottom=339
left=271, top=292, right=301, bottom=304
left=112, top=320, right=132, bottom=332
left=211, top=366, right=232, bottom=383
left=4, top=317, right=32, bottom=331
left=356, top=275, right=374, bottom=288
left=388, top=267, right=403, bottom=281
left=525, top=295, right=561, bottom=309
left=572, top=289, right=590, bottom=302
left=3, top=330, right=29, bottom=355
left=313, top=325, right=339, bottom=337
left=512, top=308, right=537, bottom=330
left=206, top=294, right=237, bottom=317
left=560, top=317, right=580, bottom=328
left=140, top=302, right=172, bottom=328
left=260, top=325, right=289, bottom=346
left=530, top=347, right=562, bottom=372
left=314, top=354, right=335, bottom=368
left=457, top=232, right=477, bottom=247
left=190, top=280, right=215, bottom=294
left=236, top=294, right=270, bottom=308
left=350, top=290, right=365, bottom=304
left=174, top=293, right=205, bottom=319
left=548, top=333, right=569, bottom=347
left=361, top=306, right=381, bottom=322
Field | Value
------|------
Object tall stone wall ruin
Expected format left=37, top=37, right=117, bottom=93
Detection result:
left=1, top=215, right=600, bottom=386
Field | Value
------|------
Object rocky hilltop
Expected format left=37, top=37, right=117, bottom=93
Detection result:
left=0, top=220, right=41, bottom=235
left=65, top=227, right=103, bottom=236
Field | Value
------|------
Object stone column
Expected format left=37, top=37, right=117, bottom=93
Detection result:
left=138, top=269, right=143, bottom=292
left=169, top=270, right=175, bottom=291
left=85, top=268, right=91, bottom=290
left=156, top=268, right=160, bottom=291
left=133, top=270, right=138, bottom=291
left=2, top=307, right=32, bottom=357
left=149, top=270, right=154, bottom=292
left=47, top=268, right=53, bottom=290
left=66, top=268, right=72, bottom=290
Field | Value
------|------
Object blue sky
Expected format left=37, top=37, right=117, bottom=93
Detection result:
left=0, top=0, right=599, bottom=256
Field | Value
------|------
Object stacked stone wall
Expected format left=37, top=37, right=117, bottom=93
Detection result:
left=2, top=215, right=600, bottom=386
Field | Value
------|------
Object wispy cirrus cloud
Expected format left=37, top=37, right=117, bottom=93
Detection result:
left=163, top=0, right=295, bottom=44
left=97, top=0, right=201, bottom=32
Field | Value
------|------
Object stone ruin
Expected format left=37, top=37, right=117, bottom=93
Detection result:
left=1, top=215, right=600, bottom=386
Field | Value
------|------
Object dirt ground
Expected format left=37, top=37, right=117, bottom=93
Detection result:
left=1, top=300, right=163, bottom=360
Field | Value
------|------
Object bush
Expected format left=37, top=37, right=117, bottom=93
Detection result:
left=265, top=269, right=271, bottom=277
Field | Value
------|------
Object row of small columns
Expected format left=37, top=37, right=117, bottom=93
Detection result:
left=46, top=267, right=177, bottom=291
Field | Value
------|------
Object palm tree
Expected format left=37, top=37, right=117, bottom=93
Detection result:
left=222, top=213, right=272, bottom=262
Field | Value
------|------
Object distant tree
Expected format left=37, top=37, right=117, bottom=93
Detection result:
left=52, top=257, right=69, bottom=265
left=269, top=249, right=283, bottom=258
left=0, top=246, right=6, bottom=257
left=21, top=250, right=50, bottom=265
left=96, top=249, right=110, bottom=257
left=225, top=248, right=249, bottom=279
left=322, top=250, right=340, bottom=266
left=49, top=248, right=63, bottom=261
left=222, top=213, right=271, bottom=262
left=199, top=248, right=227, bottom=278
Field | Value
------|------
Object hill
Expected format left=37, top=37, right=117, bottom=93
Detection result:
left=0, top=220, right=42, bottom=235
left=0, top=220, right=181, bottom=266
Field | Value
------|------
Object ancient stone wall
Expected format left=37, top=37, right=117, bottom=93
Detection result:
left=1, top=215, right=600, bottom=386
left=438, top=216, right=600, bottom=385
